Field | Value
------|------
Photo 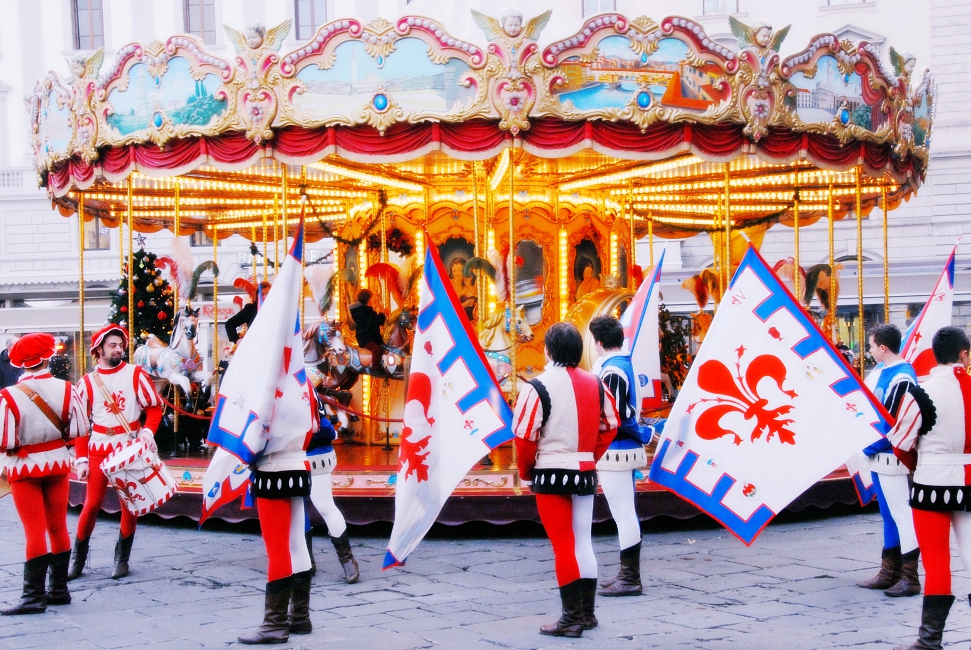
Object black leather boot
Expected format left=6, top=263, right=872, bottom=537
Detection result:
left=540, top=580, right=585, bottom=638
left=2, top=554, right=50, bottom=615
left=66, top=537, right=89, bottom=582
left=579, top=578, right=598, bottom=630
left=859, top=546, right=900, bottom=590
left=46, top=550, right=72, bottom=605
left=893, top=594, right=954, bottom=650
left=306, top=530, right=316, bottom=577
left=111, top=532, right=134, bottom=580
left=599, top=541, right=643, bottom=597
left=238, top=577, right=293, bottom=645
left=288, top=570, right=313, bottom=635
left=330, top=532, right=359, bottom=584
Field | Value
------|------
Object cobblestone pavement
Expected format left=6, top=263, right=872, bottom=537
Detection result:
left=1, top=501, right=970, bottom=649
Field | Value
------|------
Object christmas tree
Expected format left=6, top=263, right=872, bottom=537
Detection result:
left=658, top=302, right=692, bottom=391
left=107, top=249, right=175, bottom=347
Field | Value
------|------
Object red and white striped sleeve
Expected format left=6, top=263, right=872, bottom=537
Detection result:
left=67, top=383, right=89, bottom=441
left=133, top=366, right=163, bottom=409
left=888, top=391, right=922, bottom=452
left=76, top=376, right=93, bottom=419
left=599, top=381, right=620, bottom=432
left=0, top=389, right=18, bottom=451
left=512, top=383, right=543, bottom=442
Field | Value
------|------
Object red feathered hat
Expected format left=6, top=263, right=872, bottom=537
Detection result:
left=90, top=325, right=129, bottom=355
left=9, top=333, right=56, bottom=369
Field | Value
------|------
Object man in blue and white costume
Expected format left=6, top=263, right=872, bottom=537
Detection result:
left=589, top=315, right=657, bottom=597
left=856, top=323, right=921, bottom=598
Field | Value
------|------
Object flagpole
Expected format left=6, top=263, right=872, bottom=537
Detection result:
left=174, top=183, right=181, bottom=437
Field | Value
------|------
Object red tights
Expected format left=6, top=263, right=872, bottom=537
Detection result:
left=76, top=450, right=137, bottom=541
left=10, top=474, right=71, bottom=560
left=535, top=493, right=597, bottom=587
left=257, top=496, right=311, bottom=582
left=914, top=508, right=971, bottom=596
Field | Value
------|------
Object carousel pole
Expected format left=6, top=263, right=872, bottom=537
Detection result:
left=212, top=228, right=220, bottom=395
left=793, top=171, right=801, bottom=303
left=882, top=182, right=890, bottom=321
left=828, top=181, right=836, bottom=340
left=507, top=146, right=517, bottom=400
left=856, top=166, right=865, bottom=375
left=724, top=164, right=732, bottom=293
left=118, top=202, right=124, bottom=277
left=173, top=183, right=181, bottom=437
left=274, top=193, right=280, bottom=274
left=251, top=226, right=259, bottom=288
left=628, top=180, right=636, bottom=287
left=77, top=193, right=86, bottom=377
left=262, top=210, right=269, bottom=283
left=127, top=177, right=135, bottom=362
left=557, top=190, right=567, bottom=321
left=649, top=212, right=654, bottom=267
left=473, top=161, right=483, bottom=324
left=300, top=166, right=308, bottom=331
left=378, top=187, right=392, bottom=451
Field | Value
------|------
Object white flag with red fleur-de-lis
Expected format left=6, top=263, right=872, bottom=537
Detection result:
left=649, top=246, right=892, bottom=545
left=901, top=241, right=958, bottom=379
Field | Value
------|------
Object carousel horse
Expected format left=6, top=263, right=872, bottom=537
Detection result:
left=478, top=304, right=534, bottom=387
left=134, top=305, right=212, bottom=394
left=305, top=307, right=417, bottom=390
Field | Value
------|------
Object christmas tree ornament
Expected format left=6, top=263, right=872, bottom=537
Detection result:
left=146, top=285, right=155, bottom=293
left=120, top=306, right=128, bottom=313
left=137, top=301, right=145, bottom=308
left=157, top=311, right=167, bottom=320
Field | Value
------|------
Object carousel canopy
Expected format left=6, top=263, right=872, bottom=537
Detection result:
left=28, top=8, right=936, bottom=241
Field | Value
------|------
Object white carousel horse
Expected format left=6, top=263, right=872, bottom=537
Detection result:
left=478, top=304, right=533, bottom=387
left=134, top=305, right=212, bottom=394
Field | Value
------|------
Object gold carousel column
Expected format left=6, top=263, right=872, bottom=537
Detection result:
left=793, top=172, right=801, bottom=302
left=856, top=167, right=865, bottom=375
left=262, top=210, right=269, bottom=283
left=558, top=191, right=568, bottom=321
left=828, top=181, right=836, bottom=340
left=473, top=161, right=483, bottom=325
left=507, top=146, right=517, bottom=399
left=212, top=229, right=220, bottom=395
left=274, top=193, right=280, bottom=274
left=723, top=164, right=732, bottom=293
left=127, top=177, right=135, bottom=361
left=173, top=183, right=181, bottom=435
left=485, top=178, right=495, bottom=317
left=882, top=183, right=890, bottom=321
left=300, top=166, right=308, bottom=330
left=78, top=193, right=86, bottom=376
left=628, top=181, right=636, bottom=287
left=359, top=226, right=371, bottom=441
left=648, top=212, right=654, bottom=267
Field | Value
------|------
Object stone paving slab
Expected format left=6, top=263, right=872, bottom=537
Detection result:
left=3, top=501, right=971, bottom=648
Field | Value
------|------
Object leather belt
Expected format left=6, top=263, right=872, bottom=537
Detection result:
left=93, top=421, right=140, bottom=435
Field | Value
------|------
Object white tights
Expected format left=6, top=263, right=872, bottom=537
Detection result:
left=309, top=474, right=347, bottom=539
left=599, top=469, right=642, bottom=550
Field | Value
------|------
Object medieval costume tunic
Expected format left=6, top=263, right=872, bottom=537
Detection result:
left=513, top=364, right=618, bottom=637
left=70, top=325, right=163, bottom=581
left=593, top=350, right=647, bottom=597
left=888, top=362, right=969, bottom=648
left=856, top=359, right=921, bottom=596
left=0, top=334, right=87, bottom=615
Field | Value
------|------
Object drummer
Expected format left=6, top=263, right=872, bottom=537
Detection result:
left=0, top=333, right=87, bottom=615
left=68, top=325, right=163, bottom=581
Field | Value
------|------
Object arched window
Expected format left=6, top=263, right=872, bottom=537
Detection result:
left=184, top=0, right=217, bottom=45
left=296, top=0, right=328, bottom=40
left=73, top=0, right=104, bottom=50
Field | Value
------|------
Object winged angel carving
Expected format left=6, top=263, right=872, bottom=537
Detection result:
left=223, top=20, right=291, bottom=142
left=728, top=17, right=791, bottom=141
left=65, top=49, right=104, bottom=156
left=471, top=9, right=551, bottom=134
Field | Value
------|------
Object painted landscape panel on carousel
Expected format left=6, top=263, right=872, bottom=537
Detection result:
left=788, top=56, right=881, bottom=131
left=105, top=57, right=227, bottom=136
left=292, top=38, right=476, bottom=118
left=913, top=85, right=932, bottom=147
left=553, top=36, right=728, bottom=113
left=39, top=89, right=73, bottom=157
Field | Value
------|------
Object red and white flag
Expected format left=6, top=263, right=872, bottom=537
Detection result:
left=901, top=242, right=958, bottom=379
left=621, top=251, right=664, bottom=411
left=650, top=246, right=890, bottom=544
left=384, top=240, right=513, bottom=568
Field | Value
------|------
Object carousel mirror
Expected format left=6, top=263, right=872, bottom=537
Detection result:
left=515, top=239, right=545, bottom=326
left=574, top=238, right=602, bottom=300
left=438, top=237, right=478, bottom=323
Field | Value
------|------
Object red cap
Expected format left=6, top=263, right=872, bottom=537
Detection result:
left=90, top=325, right=129, bottom=356
left=9, top=333, right=56, bottom=369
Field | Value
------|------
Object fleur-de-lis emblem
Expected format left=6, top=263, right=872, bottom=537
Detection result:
left=690, top=345, right=798, bottom=446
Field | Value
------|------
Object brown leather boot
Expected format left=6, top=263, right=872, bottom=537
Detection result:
left=540, top=580, right=585, bottom=638
left=886, top=554, right=921, bottom=598
left=579, top=578, right=597, bottom=630
left=599, top=542, right=643, bottom=597
left=330, top=532, right=359, bottom=584
left=858, top=546, right=900, bottom=590
left=239, top=577, right=293, bottom=645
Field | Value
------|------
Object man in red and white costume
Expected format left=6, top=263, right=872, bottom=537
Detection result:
left=69, top=325, right=162, bottom=581
left=888, top=325, right=971, bottom=650
left=513, top=322, right=618, bottom=638
left=0, top=333, right=87, bottom=615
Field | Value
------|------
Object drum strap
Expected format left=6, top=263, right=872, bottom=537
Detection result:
left=13, top=383, right=67, bottom=440
left=91, top=373, right=134, bottom=438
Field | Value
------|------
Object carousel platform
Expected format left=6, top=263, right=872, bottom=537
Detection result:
left=67, top=444, right=861, bottom=527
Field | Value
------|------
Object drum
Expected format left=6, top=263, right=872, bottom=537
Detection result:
left=100, top=438, right=177, bottom=516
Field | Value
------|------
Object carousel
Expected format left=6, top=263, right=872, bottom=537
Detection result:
left=27, top=7, right=935, bottom=524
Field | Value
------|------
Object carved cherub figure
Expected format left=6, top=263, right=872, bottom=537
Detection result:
left=729, top=17, right=791, bottom=54
left=224, top=20, right=290, bottom=54
left=65, top=49, right=104, bottom=85
left=890, top=47, right=917, bottom=88
left=471, top=8, right=551, bottom=46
